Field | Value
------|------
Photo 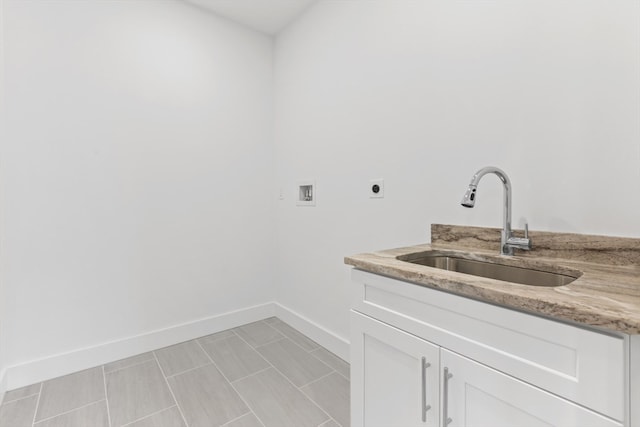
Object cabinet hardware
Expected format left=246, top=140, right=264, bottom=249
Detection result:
left=443, top=367, right=453, bottom=426
left=422, top=357, right=432, bottom=422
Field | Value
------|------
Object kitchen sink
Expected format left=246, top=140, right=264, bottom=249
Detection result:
left=398, top=252, right=580, bottom=287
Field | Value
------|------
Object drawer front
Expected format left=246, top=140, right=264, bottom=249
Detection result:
left=351, top=269, right=626, bottom=421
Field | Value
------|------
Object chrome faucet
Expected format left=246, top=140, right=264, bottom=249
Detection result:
left=460, top=166, right=532, bottom=256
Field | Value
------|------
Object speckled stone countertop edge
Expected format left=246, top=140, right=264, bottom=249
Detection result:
left=345, top=239, right=640, bottom=335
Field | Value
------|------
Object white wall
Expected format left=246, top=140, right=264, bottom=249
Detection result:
left=1, top=0, right=638, bottom=387
left=274, top=0, right=640, bottom=344
left=1, top=0, right=274, bottom=386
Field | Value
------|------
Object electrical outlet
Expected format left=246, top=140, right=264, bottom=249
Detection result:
left=370, top=179, right=384, bottom=198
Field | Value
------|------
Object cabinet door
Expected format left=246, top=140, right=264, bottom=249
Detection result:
left=440, top=349, right=622, bottom=427
left=351, top=311, right=440, bottom=427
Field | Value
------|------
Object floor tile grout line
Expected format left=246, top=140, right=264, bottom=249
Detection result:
left=260, top=319, right=282, bottom=332
left=301, top=385, right=345, bottom=427
left=307, top=349, right=350, bottom=381
left=247, top=320, right=287, bottom=346
left=261, top=319, right=350, bottom=380
left=317, top=418, right=340, bottom=427
left=194, top=339, right=266, bottom=427
left=152, top=352, right=190, bottom=427
left=30, top=382, right=43, bottom=427
left=196, top=329, right=238, bottom=346
left=307, top=352, right=342, bottom=376
left=309, top=346, right=349, bottom=365
left=267, top=319, right=348, bottom=370
left=276, top=331, right=320, bottom=353
left=102, top=366, right=112, bottom=427
left=163, top=361, right=212, bottom=380
left=269, top=335, right=341, bottom=376
left=219, top=411, right=256, bottom=427
left=103, top=357, right=156, bottom=376
left=252, top=336, right=288, bottom=350
left=33, top=399, right=106, bottom=425
left=119, top=405, right=178, bottom=427
left=1, top=391, right=40, bottom=406
left=232, top=332, right=332, bottom=425
left=198, top=334, right=244, bottom=353
left=333, top=370, right=350, bottom=382
left=318, top=418, right=342, bottom=427
left=232, top=333, right=278, bottom=377
left=262, top=321, right=340, bottom=376
left=229, top=366, right=273, bottom=385
left=299, top=370, right=339, bottom=389
left=196, top=337, right=231, bottom=347
left=267, top=320, right=321, bottom=353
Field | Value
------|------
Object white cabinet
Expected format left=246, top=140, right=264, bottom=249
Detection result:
left=351, top=312, right=440, bottom=427
left=441, top=349, right=618, bottom=427
left=350, top=270, right=627, bottom=427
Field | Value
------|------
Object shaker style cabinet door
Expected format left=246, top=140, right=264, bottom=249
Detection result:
left=440, top=349, right=622, bottom=427
left=351, top=311, right=440, bottom=427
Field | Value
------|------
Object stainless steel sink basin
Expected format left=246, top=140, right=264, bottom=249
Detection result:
left=399, top=252, right=580, bottom=287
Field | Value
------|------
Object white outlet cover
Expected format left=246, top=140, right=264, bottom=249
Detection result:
left=370, top=179, right=384, bottom=198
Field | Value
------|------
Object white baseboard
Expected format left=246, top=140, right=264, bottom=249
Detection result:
left=274, top=303, right=350, bottom=362
left=4, top=302, right=276, bottom=390
left=3, top=302, right=351, bottom=391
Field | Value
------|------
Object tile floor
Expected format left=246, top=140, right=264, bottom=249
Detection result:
left=0, top=317, right=350, bottom=427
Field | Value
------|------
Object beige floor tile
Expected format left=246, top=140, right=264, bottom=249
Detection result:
left=3, top=383, right=41, bottom=403
left=301, top=372, right=350, bottom=427
left=35, top=367, right=105, bottom=421
left=154, top=340, right=210, bottom=377
left=234, top=322, right=284, bottom=348
left=257, top=338, right=332, bottom=387
left=126, top=406, right=186, bottom=427
left=34, top=400, right=108, bottom=427
left=168, top=364, right=249, bottom=427
left=104, top=352, right=155, bottom=374
left=201, top=335, right=269, bottom=382
left=106, top=360, right=175, bottom=427
left=268, top=320, right=319, bottom=352
left=234, top=368, right=329, bottom=427
left=0, top=395, right=38, bottom=427
left=310, top=347, right=350, bottom=379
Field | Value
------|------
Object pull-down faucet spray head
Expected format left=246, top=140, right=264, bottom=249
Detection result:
left=461, top=167, right=508, bottom=209
left=460, top=185, right=477, bottom=208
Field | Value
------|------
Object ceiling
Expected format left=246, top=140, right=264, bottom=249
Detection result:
left=184, top=0, right=318, bottom=34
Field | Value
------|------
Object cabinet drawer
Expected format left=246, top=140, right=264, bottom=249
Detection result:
left=351, top=269, right=626, bottom=421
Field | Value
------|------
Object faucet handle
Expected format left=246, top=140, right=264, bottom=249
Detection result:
left=506, top=222, right=532, bottom=251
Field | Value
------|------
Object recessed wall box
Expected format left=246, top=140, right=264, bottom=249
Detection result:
left=297, top=181, right=316, bottom=206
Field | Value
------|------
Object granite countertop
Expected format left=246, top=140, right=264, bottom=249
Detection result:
left=345, top=224, right=640, bottom=335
